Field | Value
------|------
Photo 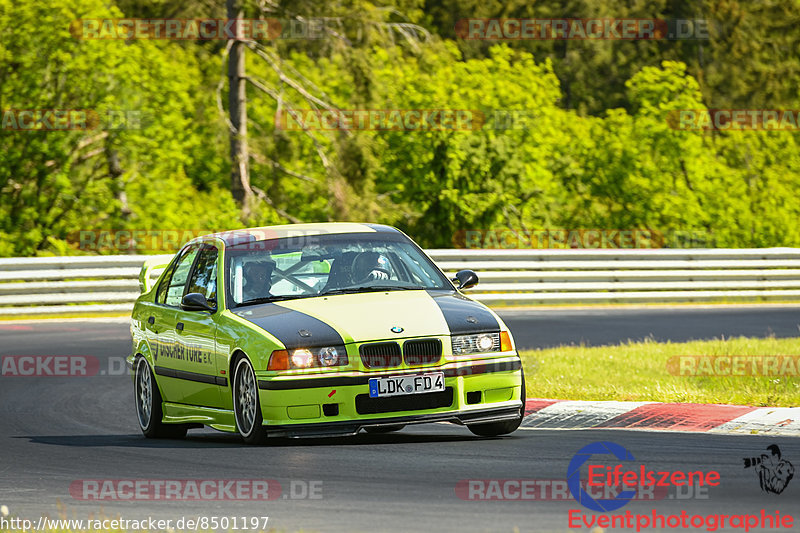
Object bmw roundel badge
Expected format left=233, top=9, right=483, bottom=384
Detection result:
left=391, top=326, right=404, bottom=333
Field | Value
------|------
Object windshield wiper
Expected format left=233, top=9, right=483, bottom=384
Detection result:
left=319, top=285, right=423, bottom=296
left=241, top=286, right=423, bottom=305
left=238, top=294, right=312, bottom=306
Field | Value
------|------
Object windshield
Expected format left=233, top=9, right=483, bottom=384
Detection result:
left=225, top=231, right=452, bottom=307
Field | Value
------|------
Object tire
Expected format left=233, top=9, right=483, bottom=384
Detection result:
left=364, top=424, right=406, bottom=434
left=467, top=369, right=526, bottom=437
left=233, top=356, right=267, bottom=445
left=134, top=357, right=187, bottom=439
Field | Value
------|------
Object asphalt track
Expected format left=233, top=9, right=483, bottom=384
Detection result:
left=499, top=305, right=800, bottom=349
left=1, top=307, right=799, bottom=532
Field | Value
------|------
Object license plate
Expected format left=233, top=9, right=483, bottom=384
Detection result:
left=369, top=372, right=445, bottom=398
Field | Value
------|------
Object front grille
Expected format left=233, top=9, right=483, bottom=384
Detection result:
left=355, top=387, right=454, bottom=414
left=360, top=342, right=402, bottom=368
left=403, top=339, right=442, bottom=366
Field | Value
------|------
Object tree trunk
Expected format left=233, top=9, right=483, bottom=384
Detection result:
left=227, top=0, right=251, bottom=218
left=105, top=143, right=132, bottom=220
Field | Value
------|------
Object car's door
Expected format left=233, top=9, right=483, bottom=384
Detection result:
left=137, top=256, right=179, bottom=363
left=152, top=244, right=202, bottom=405
left=171, top=243, right=226, bottom=408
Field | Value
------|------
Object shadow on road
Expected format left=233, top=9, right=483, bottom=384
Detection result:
left=18, top=429, right=495, bottom=448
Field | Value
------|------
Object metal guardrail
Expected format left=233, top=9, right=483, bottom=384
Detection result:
left=2, top=249, right=800, bottom=315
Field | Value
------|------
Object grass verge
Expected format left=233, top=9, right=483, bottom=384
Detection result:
left=519, top=336, right=800, bottom=407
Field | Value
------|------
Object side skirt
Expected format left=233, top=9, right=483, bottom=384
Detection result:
left=162, top=402, right=237, bottom=433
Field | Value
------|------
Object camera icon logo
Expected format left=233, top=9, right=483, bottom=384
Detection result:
left=743, top=444, right=794, bottom=494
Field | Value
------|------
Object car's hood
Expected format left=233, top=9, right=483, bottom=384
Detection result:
left=232, top=290, right=501, bottom=348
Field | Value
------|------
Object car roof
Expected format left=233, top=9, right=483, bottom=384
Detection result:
left=188, top=222, right=401, bottom=248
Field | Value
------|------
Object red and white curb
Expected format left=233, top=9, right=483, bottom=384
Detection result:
left=522, top=399, right=800, bottom=436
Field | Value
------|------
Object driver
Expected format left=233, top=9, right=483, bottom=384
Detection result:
left=351, top=251, right=392, bottom=284
left=241, top=260, right=275, bottom=302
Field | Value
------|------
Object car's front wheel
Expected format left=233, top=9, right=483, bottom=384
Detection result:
left=135, top=357, right=186, bottom=439
left=233, top=356, right=267, bottom=444
left=467, top=369, right=526, bottom=437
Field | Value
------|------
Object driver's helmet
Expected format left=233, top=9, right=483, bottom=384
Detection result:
left=351, top=251, right=391, bottom=283
left=242, top=260, right=275, bottom=300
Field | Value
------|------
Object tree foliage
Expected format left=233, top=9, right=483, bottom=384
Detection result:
left=1, top=0, right=798, bottom=255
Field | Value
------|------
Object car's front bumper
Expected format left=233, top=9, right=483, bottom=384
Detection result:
left=255, top=356, right=523, bottom=437
left=263, top=405, right=523, bottom=437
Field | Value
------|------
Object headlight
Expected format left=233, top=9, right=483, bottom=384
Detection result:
left=291, top=349, right=315, bottom=368
left=318, top=346, right=340, bottom=367
left=269, top=346, right=349, bottom=370
left=452, top=332, right=501, bottom=355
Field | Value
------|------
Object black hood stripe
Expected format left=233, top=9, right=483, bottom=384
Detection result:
left=234, top=303, right=346, bottom=349
left=426, top=290, right=500, bottom=335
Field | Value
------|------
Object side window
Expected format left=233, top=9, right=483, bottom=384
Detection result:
left=164, top=246, right=200, bottom=307
left=186, top=246, right=218, bottom=303
left=155, top=261, right=177, bottom=304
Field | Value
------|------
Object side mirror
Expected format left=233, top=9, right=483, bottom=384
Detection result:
left=181, top=292, right=216, bottom=312
left=452, top=269, right=479, bottom=290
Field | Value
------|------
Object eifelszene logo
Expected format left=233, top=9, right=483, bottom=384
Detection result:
left=567, top=441, right=721, bottom=512
left=567, top=441, right=637, bottom=512
left=743, top=445, right=795, bottom=494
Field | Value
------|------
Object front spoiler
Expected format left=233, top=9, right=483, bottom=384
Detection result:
left=263, top=403, right=523, bottom=438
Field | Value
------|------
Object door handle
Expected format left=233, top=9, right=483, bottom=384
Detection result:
left=147, top=316, right=155, bottom=325
left=176, top=322, right=184, bottom=331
